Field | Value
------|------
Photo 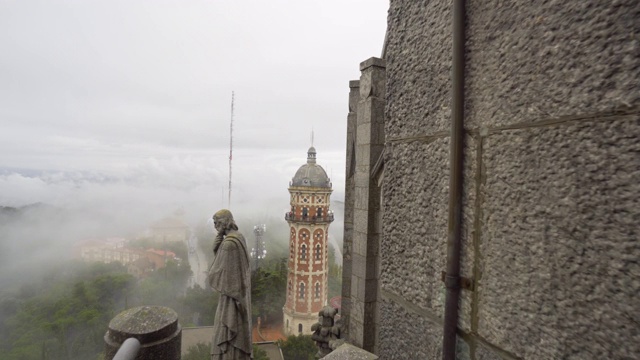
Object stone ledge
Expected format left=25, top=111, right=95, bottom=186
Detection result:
left=324, top=343, right=378, bottom=360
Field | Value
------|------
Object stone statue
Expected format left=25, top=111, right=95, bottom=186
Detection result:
left=208, top=209, right=252, bottom=359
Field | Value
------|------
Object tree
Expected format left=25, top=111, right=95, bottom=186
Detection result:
left=328, top=244, right=342, bottom=299
left=253, top=344, right=270, bottom=360
left=182, top=285, right=218, bottom=326
left=251, top=258, right=287, bottom=323
left=183, top=343, right=210, bottom=360
left=277, top=335, right=317, bottom=360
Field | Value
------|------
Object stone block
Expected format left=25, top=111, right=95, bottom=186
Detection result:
left=478, top=116, right=640, bottom=359
left=378, top=297, right=442, bottom=359
left=104, top=306, right=181, bottom=360
left=381, top=135, right=477, bottom=324
left=474, top=341, right=504, bottom=360
left=351, top=253, right=366, bottom=278
left=364, top=278, right=379, bottom=302
left=354, top=186, right=369, bottom=211
left=353, top=230, right=367, bottom=257
left=350, top=298, right=365, bottom=325
left=354, top=209, right=369, bottom=235
left=356, top=122, right=372, bottom=145
left=355, top=146, right=370, bottom=169
left=349, top=80, right=360, bottom=113
left=324, top=343, right=378, bottom=360
left=381, top=137, right=449, bottom=316
left=359, top=59, right=386, bottom=101
left=358, top=98, right=386, bottom=127
left=465, top=1, right=640, bottom=130
left=385, top=0, right=453, bottom=139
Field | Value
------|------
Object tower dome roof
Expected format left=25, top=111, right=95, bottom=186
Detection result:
left=291, top=147, right=331, bottom=188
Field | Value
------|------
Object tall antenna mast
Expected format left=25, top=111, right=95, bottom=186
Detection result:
left=311, top=126, right=314, bottom=146
left=228, top=91, right=234, bottom=208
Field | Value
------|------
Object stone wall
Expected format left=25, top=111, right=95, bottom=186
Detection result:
left=344, top=1, right=640, bottom=359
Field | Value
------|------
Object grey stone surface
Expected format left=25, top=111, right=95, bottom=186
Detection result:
left=466, top=1, right=640, bottom=129
left=341, top=80, right=359, bottom=339
left=474, top=341, right=506, bottom=360
left=354, top=1, right=640, bottom=358
left=104, top=305, right=181, bottom=360
left=348, top=57, right=385, bottom=353
left=324, top=343, right=378, bottom=360
left=479, top=116, right=640, bottom=359
left=385, top=0, right=453, bottom=138
left=381, top=138, right=450, bottom=317
left=378, top=297, right=442, bottom=359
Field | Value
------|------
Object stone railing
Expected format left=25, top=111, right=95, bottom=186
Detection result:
left=284, top=212, right=334, bottom=223
left=104, top=305, right=182, bottom=360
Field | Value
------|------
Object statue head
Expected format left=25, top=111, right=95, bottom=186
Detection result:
left=213, top=209, right=239, bottom=235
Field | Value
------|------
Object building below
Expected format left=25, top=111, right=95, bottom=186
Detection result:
left=73, top=239, right=178, bottom=278
left=283, top=147, right=334, bottom=335
left=149, top=213, right=190, bottom=243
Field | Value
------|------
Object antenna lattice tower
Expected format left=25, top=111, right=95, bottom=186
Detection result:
left=228, top=91, right=234, bottom=208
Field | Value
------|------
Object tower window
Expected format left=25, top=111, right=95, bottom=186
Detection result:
left=302, top=207, right=308, bottom=218
left=315, top=282, right=320, bottom=299
left=299, top=282, right=305, bottom=299
left=298, top=324, right=303, bottom=333
left=301, top=244, right=307, bottom=260
left=315, top=244, right=321, bottom=260
left=317, top=207, right=323, bottom=218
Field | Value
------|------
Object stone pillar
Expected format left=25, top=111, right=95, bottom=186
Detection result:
left=340, top=79, right=359, bottom=339
left=104, top=305, right=182, bottom=360
left=349, top=57, right=385, bottom=353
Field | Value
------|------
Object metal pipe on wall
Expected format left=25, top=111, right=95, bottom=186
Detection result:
left=442, top=0, right=466, bottom=359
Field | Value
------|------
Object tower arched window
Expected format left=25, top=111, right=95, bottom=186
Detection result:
left=302, top=207, right=308, bottom=218
left=317, top=207, right=323, bottom=218
left=315, top=244, right=321, bottom=260
left=299, top=282, right=305, bottom=299
left=315, top=282, right=320, bottom=299
left=301, top=244, right=307, bottom=260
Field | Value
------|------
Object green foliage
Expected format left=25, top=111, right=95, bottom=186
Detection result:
left=181, top=285, right=218, bottom=326
left=328, top=244, right=343, bottom=299
left=253, top=344, right=270, bottom=360
left=251, top=257, right=287, bottom=323
left=183, top=342, right=210, bottom=360
left=277, top=335, right=317, bottom=360
left=1, top=263, right=135, bottom=360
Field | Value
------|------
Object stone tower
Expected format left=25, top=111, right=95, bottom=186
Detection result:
left=283, top=147, right=333, bottom=335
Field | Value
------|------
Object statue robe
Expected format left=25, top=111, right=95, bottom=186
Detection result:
left=208, top=230, right=252, bottom=359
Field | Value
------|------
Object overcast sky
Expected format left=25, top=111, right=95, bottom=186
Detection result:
left=0, top=0, right=388, bottom=225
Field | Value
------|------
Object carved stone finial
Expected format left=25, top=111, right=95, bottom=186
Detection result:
left=311, top=306, right=342, bottom=358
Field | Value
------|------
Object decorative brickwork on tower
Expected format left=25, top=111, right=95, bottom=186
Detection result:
left=283, top=147, right=334, bottom=335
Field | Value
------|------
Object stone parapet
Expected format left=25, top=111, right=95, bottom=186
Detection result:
left=104, top=306, right=181, bottom=360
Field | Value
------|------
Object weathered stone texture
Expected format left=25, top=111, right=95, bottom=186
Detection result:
left=378, top=297, right=442, bottom=359
left=479, top=116, right=640, bottom=359
left=381, top=138, right=449, bottom=316
left=381, top=135, right=477, bottom=327
left=385, top=0, right=452, bottom=139
left=474, top=341, right=505, bottom=360
left=466, top=1, right=640, bottom=129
